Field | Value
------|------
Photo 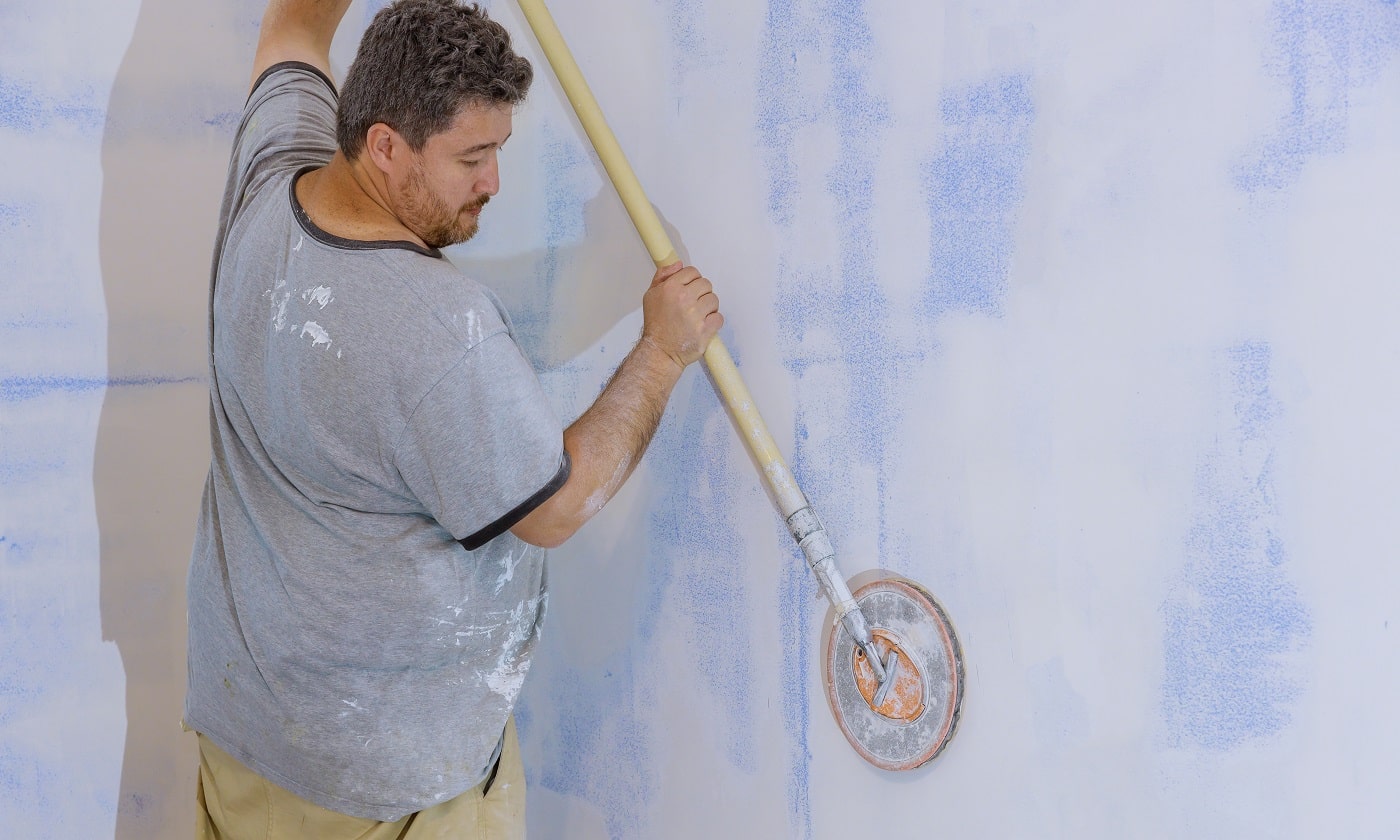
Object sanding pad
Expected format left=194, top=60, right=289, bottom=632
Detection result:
left=824, top=577, right=963, bottom=771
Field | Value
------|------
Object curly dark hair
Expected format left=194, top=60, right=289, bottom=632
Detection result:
left=336, top=0, right=533, bottom=158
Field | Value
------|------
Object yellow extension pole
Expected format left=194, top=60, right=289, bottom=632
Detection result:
left=516, top=0, right=811, bottom=520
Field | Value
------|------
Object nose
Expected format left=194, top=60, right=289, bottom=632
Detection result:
left=476, top=151, right=501, bottom=197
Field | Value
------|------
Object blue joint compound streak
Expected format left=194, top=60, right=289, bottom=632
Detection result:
left=776, top=541, right=813, bottom=829
left=511, top=122, right=587, bottom=366
left=759, top=0, right=906, bottom=832
left=528, top=656, right=654, bottom=840
left=518, top=119, right=659, bottom=832
left=811, top=0, right=902, bottom=547
left=0, top=589, right=84, bottom=824
left=0, top=315, right=77, bottom=330
left=528, top=380, right=757, bottom=835
left=923, top=73, right=1035, bottom=321
left=203, top=110, right=243, bottom=133
left=0, top=76, right=105, bottom=135
left=769, top=0, right=901, bottom=529
left=0, top=743, right=62, bottom=819
left=0, top=202, right=31, bottom=229
left=644, top=371, right=756, bottom=773
left=0, top=536, right=17, bottom=571
left=517, top=125, right=656, bottom=831
left=755, top=3, right=819, bottom=833
left=1233, top=0, right=1400, bottom=194
left=0, top=534, right=34, bottom=574
left=1161, top=342, right=1310, bottom=748
left=0, top=375, right=203, bottom=403
left=661, top=0, right=708, bottom=85
left=0, top=593, right=63, bottom=726
left=757, top=6, right=1035, bottom=818
left=0, top=455, right=67, bottom=491
left=755, top=0, right=820, bottom=229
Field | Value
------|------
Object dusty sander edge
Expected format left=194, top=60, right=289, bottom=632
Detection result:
left=823, top=576, right=966, bottom=771
left=827, top=579, right=964, bottom=770
left=898, top=576, right=966, bottom=766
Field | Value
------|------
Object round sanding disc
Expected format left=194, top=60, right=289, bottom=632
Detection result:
left=824, top=577, right=964, bottom=771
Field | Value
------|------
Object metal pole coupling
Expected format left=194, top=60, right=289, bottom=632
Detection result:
left=785, top=507, right=894, bottom=686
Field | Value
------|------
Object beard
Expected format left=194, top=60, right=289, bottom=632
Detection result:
left=400, top=161, right=489, bottom=249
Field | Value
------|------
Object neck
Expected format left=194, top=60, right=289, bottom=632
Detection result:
left=297, top=152, right=426, bottom=247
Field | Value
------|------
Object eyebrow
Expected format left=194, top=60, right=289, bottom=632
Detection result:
left=459, top=132, right=512, bottom=156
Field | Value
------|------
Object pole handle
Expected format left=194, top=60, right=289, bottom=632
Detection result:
left=516, top=0, right=678, bottom=268
left=517, top=0, right=809, bottom=518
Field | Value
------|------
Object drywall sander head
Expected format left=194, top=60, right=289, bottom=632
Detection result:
left=824, top=577, right=964, bottom=771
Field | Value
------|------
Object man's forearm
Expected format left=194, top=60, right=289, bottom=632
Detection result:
left=251, top=0, right=354, bottom=90
left=510, top=337, right=685, bottom=548
left=261, top=0, right=353, bottom=49
left=511, top=259, right=721, bottom=548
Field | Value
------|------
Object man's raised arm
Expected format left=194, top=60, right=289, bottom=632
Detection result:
left=250, top=0, right=354, bottom=93
left=510, top=262, right=723, bottom=549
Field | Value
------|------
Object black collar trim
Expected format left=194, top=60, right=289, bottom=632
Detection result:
left=289, top=168, right=444, bottom=259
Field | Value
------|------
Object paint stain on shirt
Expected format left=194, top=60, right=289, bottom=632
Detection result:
left=302, top=285, right=333, bottom=308
left=268, top=278, right=291, bottom=332
left=298, top=320, right=332, bottom=349
left=482, top=594, right=543, bottom=704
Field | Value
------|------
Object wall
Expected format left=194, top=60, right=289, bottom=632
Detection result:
left=2, top=0, right=1397, bottom=837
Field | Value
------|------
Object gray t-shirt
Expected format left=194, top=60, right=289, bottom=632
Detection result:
left=185, top=63, right=569, bottom=820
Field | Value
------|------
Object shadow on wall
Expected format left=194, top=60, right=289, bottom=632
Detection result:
left=93, top=2, right=665, bottom=837
left=454, top=191, right=685, bottom=375
left=95, top=0, right=248, bottom=836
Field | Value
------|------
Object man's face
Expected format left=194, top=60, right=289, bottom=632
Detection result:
left=393, top=103, right=513, bottom=249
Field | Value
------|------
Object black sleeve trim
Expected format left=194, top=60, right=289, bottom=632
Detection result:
left=459, top=451, right=572, bottom=551
left=248, top=60, right=338, bottom=103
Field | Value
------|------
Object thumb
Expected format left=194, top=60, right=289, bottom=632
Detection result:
left=651, top=260, right=684, bottom=287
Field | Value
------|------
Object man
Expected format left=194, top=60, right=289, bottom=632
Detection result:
left=184, top=0, right=721, bottom=836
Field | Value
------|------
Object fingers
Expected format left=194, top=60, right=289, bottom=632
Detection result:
left=652, top=268, right=712, bottom=309
left=640, top=264, right=723, bottom=368
left=702, top=286, right=722, bottom=331
left=697, top=286, right=720, bottom=318
left=703, top=309, right=724, bottom=335
left=682, top=275, right=713, bottom=300
left=686, top=284, right=722, bottom=349
left=658, top=266, right=702, bottom=289
left=666, top=276, right=717, bottom=321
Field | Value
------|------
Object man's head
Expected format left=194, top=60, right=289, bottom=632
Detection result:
left=337, top=0, right=533, bottom=247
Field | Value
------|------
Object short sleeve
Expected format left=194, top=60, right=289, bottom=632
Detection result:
left=394, top=333, right=569, bottom=550
left=205, top=63, right=342, bottom=364
left=230, top=63, right=339, bottom=207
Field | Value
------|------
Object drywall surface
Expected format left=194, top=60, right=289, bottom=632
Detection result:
left=2, top=0, right=1397, bottom=837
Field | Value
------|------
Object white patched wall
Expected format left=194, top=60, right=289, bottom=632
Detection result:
left=2, top=1, right=1397, bottom=837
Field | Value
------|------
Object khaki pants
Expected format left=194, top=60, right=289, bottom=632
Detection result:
left=194, top=719, right=526, bottom=839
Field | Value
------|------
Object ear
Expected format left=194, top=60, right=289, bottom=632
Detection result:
left=364, top=122, right=407, bottom=176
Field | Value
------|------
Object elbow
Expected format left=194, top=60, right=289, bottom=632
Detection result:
left=509, top=514, right=579, bottom=550
left=519, top=529, right=570, bottom=551
left=508, top=465, right=594, bottom=549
